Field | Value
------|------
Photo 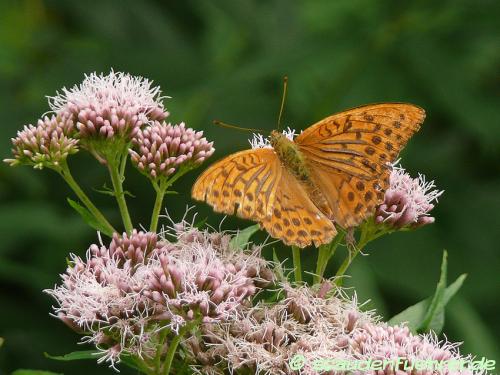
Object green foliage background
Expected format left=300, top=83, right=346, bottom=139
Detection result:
left=0, top=0, right=498, bottom=373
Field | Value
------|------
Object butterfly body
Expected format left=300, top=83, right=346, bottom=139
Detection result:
left=270, top=130, right=310, bottom=182
left=192, top=103, right=425, bottom=248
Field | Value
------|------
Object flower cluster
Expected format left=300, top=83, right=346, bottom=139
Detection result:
left=375, top=164, right=443, bottom=228
left=185, top=285, right=483, bottom=375
left=45, top=224, right=273, bottom=370
left=130, top=122, right=215, bottom=180
left=48, top=71, right=168, bottom=140
left=4, top=115, right=78, bottom=169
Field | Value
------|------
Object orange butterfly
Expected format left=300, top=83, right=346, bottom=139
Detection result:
left=192, top=103, right=425, bottom=248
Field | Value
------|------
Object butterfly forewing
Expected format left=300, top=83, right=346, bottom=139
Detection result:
left=296, top=103, right=425, bottom=227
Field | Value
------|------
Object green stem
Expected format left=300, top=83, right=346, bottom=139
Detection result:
left=291, top=246, right=302, bottom=283
left=58, top=164, right=116, bottom=235
left=150, top=187, right=166, bottom=233
left=334, top=223, right=389, bottom=286
left=154, top=328, right=170, bottom=373
left=108, top=160, right=133, bottom=233
left=130, top=356, right=155, bottom=375
left=148, top=168, right=192, bottom=234
left=162, top=325, right=190, bottom=375
left=314, top=231, right=345, bottom=284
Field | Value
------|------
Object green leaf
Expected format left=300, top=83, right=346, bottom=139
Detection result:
left=419, top=250, right=448, bottom=332
left=229, top=224, right=260, bottom=249
left=389, top=264, right=467, bottom=334
left=66, top=198, right=113, bottom=237
left=0, top=337, right=4, bottom=349
left=44, top=350, right=97, bottom=361
left=12, top=370, right=62, bottom=375
left=165, top=190, right=178, bottom=195
left=389, top=298, right=430, bottom=331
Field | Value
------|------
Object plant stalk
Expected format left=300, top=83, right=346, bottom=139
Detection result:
left=58, top=164, right=116, bottom=235
left=291, top=246, right=302, bottom=283
left=108, top=160, right=133, bottom=233
left=161, top=325, right=190, bottom=375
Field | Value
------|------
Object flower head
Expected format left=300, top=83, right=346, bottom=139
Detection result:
left=249, top=127, right=297, bottom=149
left=129, top=121, right=214, bottom=179
left=46, top=219, right=273, bottom=370
left=4, top=115, right=78, bottom=169
left=189, top=284, right=485, bottom=375
left=48, top=70, right=168, bottom=140
left=375, top=164, right=443, bottom=228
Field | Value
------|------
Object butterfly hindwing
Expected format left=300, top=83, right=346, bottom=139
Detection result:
left=192, top=149, right=282, bottom=220
left=261, top=169, right=337, bottom=248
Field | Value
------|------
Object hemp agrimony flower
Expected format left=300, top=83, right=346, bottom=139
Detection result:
left=4, top=115, right=78, bottom=170
left=45, top=222, right=274, bottom=371
left=375, top=164, right=443, bottom=229
left=48, top=70, right=167, bottom=140
left=187, top=284, right=484, bottom=375
left=130, top=121, right=214, bottom=179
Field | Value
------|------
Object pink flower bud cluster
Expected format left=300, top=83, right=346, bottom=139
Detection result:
left=129, top=122, right=215, bottom=179
left=142, top=226, right=273, bottom=331
left=4, top=115, right=78, bottom=169
left=375, top=164, right=443, bottom=228
left=45, top=223, right=273, bottom=370
left=48, top=71, right=168, bottom=140
left=185, top=285, right=485, bottom=375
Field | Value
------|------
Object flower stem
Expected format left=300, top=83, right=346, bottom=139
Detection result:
left=161, top=325, right=190, bottom=375
left=314, top=231, right=345, bottom=284
left=334, top=221, right=388, bottom=286
left=108, top=160, right=133, bottom=234
left=291, top=246, right=302, bottom=283
left=148, top=169, right=191, bottom=234
left=154, top=328, right=170, bottom=373
left=58, top=163, right=116, bottom=235
left=150, top=188, right=166, bottom=233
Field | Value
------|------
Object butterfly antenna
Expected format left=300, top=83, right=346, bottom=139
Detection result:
left=277, top=75, right=288, bottom=131
left=213, top=120, right=264, bottom=133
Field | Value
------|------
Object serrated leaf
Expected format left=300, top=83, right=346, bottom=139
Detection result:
left=229, top=224, right=260, bottom=249
left=66, top=198, right=113, bottom=237
left=44, top=350, right=97, bottom=361
left=389, top=272, right=467, bottom=334
left=12, top=370, right=62, bottom=375
left=388, top=298, right=430, bottom=331
left=427, top=273, right=467, bottom=333
left=419, top=250, right=448, bottom=332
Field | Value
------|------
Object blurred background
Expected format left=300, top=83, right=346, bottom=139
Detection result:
left=0, top=0, right=498, bottom=373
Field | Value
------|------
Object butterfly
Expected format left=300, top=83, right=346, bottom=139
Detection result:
left=192, top=103, right=425, bottom=248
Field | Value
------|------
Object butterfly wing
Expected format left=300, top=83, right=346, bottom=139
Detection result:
left=261, top=169, right=337, bottom=248
left=295, top=103, right=425, bottom=227
left=192, top=148, right=282, bottom=220
left=192, top=148, right=336, bottom=247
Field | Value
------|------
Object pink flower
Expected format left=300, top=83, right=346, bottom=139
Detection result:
left=4, top=115, right=77, bottom=169
left=48, top=70, right=168, bottom=140
left=129, top=121, right=214, bottom=179
left=375, top=164, right=443, bottom=228
left=45, top=220, right=273, bottom=370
